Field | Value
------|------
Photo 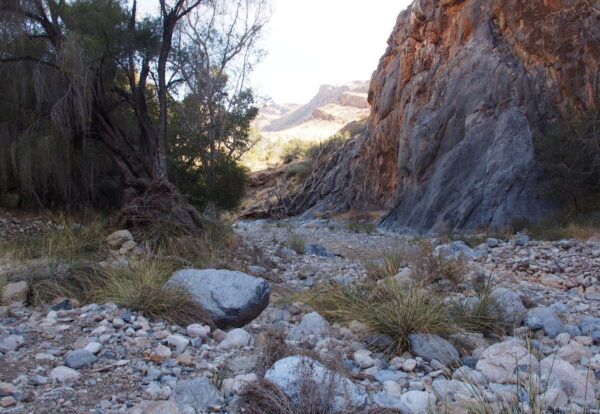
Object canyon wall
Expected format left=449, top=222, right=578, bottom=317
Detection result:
left=288, top=0, right=600, bottom=232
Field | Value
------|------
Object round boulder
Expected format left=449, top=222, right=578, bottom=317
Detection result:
left=165, top=269, right=270, bottom=328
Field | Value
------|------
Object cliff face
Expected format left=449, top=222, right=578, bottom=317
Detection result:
left=288, top=0, right=600, bottom=232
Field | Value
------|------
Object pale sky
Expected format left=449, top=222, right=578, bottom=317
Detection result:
left=253, top=0, right=412, bottom=103
left=138, top=0, right=413, bottom=104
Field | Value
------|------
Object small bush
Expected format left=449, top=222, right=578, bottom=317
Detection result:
left=347, top=219, right=376, bottom=234
left=411, top=241, right=468, bottom=285
left=364, top=245, right=409, bottom=280
left=288, top=233, right=305, bottom=254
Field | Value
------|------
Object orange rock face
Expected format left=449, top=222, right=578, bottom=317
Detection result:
left=288, top=0, right=600, bottom=232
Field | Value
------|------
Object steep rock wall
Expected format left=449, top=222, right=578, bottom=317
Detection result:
left=288, top=0, right=600, bottom=232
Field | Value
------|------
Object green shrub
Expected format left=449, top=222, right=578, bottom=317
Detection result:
left=347, top=219, right=376, bottom=234
left=287, top=233, right=305, bottom=254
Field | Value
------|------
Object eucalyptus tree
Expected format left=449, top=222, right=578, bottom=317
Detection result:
left=0, top=0, right=270, bottom=230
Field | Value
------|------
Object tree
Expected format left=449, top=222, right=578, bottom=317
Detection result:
left=0, top=0, right=217, bottom=231
left=167, top=0, right=269, bottom=212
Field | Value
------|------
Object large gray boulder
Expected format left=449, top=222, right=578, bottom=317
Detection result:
left=265, top=356, right=367, bottom=411
left=165, top=269, right=270, bottom=328
left=524, top=307, right=564, bottom=338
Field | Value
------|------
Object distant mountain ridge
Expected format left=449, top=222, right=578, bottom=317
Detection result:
left=257, top=81, right=369, bottom=135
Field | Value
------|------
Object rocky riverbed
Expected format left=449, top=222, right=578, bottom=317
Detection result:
left=1, top=218, right=600, bottom=413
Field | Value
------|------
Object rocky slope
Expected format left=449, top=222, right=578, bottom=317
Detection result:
left=287, top=0, right=600, bottom=232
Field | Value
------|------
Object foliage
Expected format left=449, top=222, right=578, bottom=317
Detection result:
left=534, top=109, right=600, bottom=209
left=510, top=207, right=600, bottom=241
left=287, top=233, right=306, bottom=254
left=0, top=0, right=268, bottom=219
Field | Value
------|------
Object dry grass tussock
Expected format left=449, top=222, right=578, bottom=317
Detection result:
left=287, top=232, right=306, bottom=254
left=0, top=272, right=7, bottom=305
left=296, top=278, right=501, bottom=354
left=0, top=213, right=107, bottom=263
left=364, top=241, right=468, bottom=285
left=240, top=356, right=403, bottom=414
left=31, top=256, right=214, bottom=326
left=1, top=214, right=237, bottom=325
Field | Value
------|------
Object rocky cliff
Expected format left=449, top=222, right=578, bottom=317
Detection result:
left=288, top=0, right=600, bottom=232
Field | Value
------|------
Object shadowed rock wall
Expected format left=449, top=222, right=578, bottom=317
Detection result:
left=288, top=0, right=600, bottom=232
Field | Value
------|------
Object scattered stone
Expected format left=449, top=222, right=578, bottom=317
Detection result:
left=170, top=377, right=223, bottom=410
left=218, top=328, right=254, bottom=349
left=287, top=312, right=329, bottom=340
left=65, top=349, right=97, bottom=369
left=106, top=230, right=133, bottom=247
left=408, top=334, right=460, bottom=366
left=166, top=334, right=189, bottom=354
left=489, top=287, right=526, bottom=324
left=50, top=366, right=81, bottom=382
left=476, top=340, right=538, bottom=384
left=2, top=281, right=29, bottom=304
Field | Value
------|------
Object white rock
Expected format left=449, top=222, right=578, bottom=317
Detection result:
left=354, top=350, right=376, bottom=369
left=2, top=281, right=29, bottom=304
left=50, top=366, right=81, bottom=382
left=221, top=373, right=258, bottom=395
left=557, top=341, right=591, bottom=363
left=0, top=335, right=24, bottom=353
left=399, top=391, right=437, bottom=414
left=265, top=356, right=367, bottom=411
left=218, top=329, right=254, bottom=349
left=402, top=359, right=418, bottom=372
left=475, top=340, right=538, bottom=384
left=84, top=342, right=102, bottom=355
left=186, top=324, right=208, bottom=339
left=166, top=334, right=189, bottom=354
left=540, top=357, right=596, bottom=403
left=383, top=380, right=403, bottom=396
left=106, top=230, right=133, bottom=248
left=287, top=312, right=329, bottom=341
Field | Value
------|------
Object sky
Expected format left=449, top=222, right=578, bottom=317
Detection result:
left=252, top=0, right=412, bottom=103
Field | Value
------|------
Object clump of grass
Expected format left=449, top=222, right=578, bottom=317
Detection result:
left=2, top=214, right=106, bottom=262
left=32, top=257, right=214, bottom=326
left=364, top=245, right=409, bottom=280
left=0, top=273, right=7, bottom=305
left=288, top=233, right=305, bottom=254
left=347, top=219, right=377, bottom=234
left=411, top=240, right=468, bottom=285
left=300, top=278, right=500, bottom=354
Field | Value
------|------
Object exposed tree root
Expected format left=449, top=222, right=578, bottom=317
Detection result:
left=115, top=177, right=204, bottom=234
